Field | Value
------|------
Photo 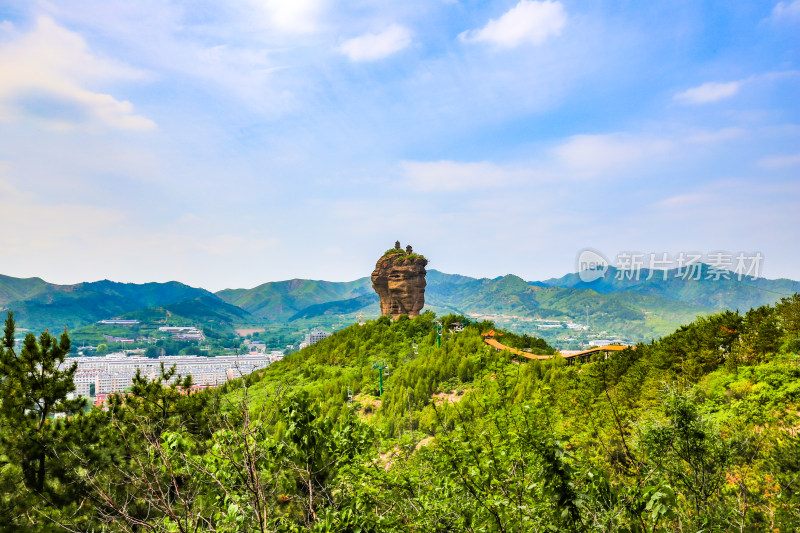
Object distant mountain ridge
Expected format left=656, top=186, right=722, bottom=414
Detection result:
left=0, top=277, right=228, bottom=332
left=539, top=264, right=800, bottom=310
left=1, top=266, right=797, bottom=340
left=0, top=274, right=52, bottom=305
left=213, top=267, right=798, bottom=339
left=425, top=272, right=710, bottom=338
left=216, top=278, right=372, bottom=321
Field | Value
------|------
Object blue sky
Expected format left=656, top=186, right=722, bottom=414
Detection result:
left=0, top=0, right=798, bottom=291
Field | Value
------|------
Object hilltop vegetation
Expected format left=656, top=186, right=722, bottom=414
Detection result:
left=381, top=246, right=428, bottom=262
left=1, top=293, right=799, bottom=531
left=235, top=312, right=501, bottom=436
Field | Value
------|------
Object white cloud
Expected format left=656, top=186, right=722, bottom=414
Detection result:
left=552, top=134, right=672, bottom=178
left=460, top=0, right=566, bottom=48
left=656, top=193, right=710, bottom=209
left=251, top=0, right=324, bottom=33
left=400, top=160, right=522, bottom=191
left=771, top=1, right=800, bottom=21
left=685, top=127, right=746, bottom=143
left=758, top=153, right=800, bottom=168
left=405, top=126, right=742, bottom=190
left=340, top=25, right=412, bottom=62
left=0, top=17, right=154, bottom=131
left=675, top=81, right=742, bottom=104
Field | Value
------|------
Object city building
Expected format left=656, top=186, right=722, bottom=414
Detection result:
left=157, top=326, right=205, bottom=341
left=62, top=352, right=273, bottom=398
left=305, top=330, right=330, bottom=346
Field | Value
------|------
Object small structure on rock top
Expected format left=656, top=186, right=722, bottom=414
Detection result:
left=372, top=242, right=428, bottom=319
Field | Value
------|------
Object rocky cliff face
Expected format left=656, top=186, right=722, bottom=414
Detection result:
left=371, top=247, right=427, bottom=319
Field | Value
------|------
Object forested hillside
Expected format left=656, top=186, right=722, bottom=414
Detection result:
left=0, top=274, right=51, bottom=305
left=214, top=268, right=799, bottom=342
left=541, top=264, right=800, bottom=310
left=0, top=277, right=220, bottom=332
left=215, top=278, right=373, bottom=321
left=4, top=268, right=798, bottom=344
left=426, top=273, right=710, bottom=339
left=1, top=293, right=799, bottom=531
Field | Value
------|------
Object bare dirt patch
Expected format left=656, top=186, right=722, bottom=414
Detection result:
left=432, top=390, right=469, bottom=405
left=377, top=437, right=435, bottom=470
left=352, top=393, right=382, bottom=418
left=235, top=328, right=266, bottom=337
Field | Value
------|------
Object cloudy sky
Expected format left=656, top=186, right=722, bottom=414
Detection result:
left=0, top=0, right=798, bottom=291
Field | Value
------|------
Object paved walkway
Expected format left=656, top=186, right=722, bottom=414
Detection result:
left=483, top=337, right=628, bottom=362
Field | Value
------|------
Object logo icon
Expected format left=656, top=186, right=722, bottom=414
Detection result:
left=576, top=249, right=609, bottom=283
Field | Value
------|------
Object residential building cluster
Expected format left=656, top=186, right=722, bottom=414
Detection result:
left=66, top=351, right=284, bottom=398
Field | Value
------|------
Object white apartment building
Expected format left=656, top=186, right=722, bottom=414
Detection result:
left=305, top=330, right=331, bottom=346
left=63, top=352, right=272, bottom=397
left=158, top=326, right=205, bottom=341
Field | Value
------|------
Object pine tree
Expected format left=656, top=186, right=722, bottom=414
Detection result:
left=0, top=312, right=84, bottom=496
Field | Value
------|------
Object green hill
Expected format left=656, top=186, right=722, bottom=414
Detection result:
left=4, top=265, right=799, bottom=345
left=267, top=272, right=708, bottom=341
left=288, top=293, right=379, bottom=321
left=427, top=273, right=709, bottom=340
left=216, top=278, right=372, bottom=321
left=0, top=274, right=51, bottom=305
left=68, top=294, right=255, bottom=346
left=213, top=269, right=797, bottom=342
left=3, top=293, right=799, bottom=531
left=119, top=293, right=254, bottom=328
left=211, top=297, right=800, bottom=531
left=0, top=276, right=218, bottom=332
left=541, top=264, right=800, bottom=309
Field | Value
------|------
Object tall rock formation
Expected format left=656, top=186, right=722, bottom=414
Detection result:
left=371, top=243, right=427, bottom=319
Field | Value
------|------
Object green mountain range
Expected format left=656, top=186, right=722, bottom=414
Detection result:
left=540, top=264, right=800, bottom=310
left=216, top=278, right=372, bottom=321
left=214, top=268, right=796, bottom=340
left=0, top=278, right=230, bottom=333
left=2, top=265, right=798, bottom=343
